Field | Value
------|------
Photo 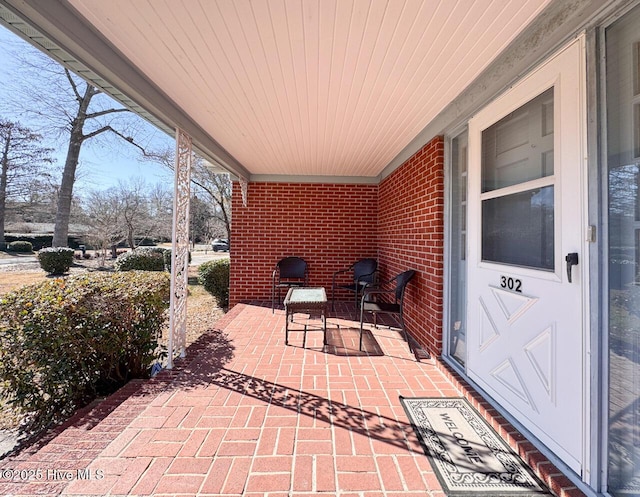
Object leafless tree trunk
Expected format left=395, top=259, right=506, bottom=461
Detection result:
left=0, top=126, right=10, bottom=248
left=52, top=76, right=134, bottom=247
left=0, top=120, right=53, bottom=248
left=198, top=169, right=232, bottom=239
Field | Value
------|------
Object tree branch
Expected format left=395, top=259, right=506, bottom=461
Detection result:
left=84, top=108, right=130, bottom=120
left=82, top=126, right=150, bottom=156
left=64, top=68, right=83, bottom=102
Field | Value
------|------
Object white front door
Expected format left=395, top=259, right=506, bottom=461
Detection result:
left=467, top=37, right=587, bottom=474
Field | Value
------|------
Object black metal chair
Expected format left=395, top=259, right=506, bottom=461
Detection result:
left=359, top=270, right=416, bottom=351
left=272, top=257, right=308, bottom=312
left=331, top=258, right=378, bottom=311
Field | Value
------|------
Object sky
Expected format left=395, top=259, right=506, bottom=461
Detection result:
left=0, top=24, right=174, bottom=195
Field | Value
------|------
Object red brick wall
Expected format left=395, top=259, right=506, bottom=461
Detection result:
left=229, top=136, right=444, bottom=355
left=230, top=182, right=378, bottom=305
left=378, top=136, right=445, bottom=355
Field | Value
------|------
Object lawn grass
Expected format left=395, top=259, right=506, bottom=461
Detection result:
left=0, top=270, right=48, bottom=296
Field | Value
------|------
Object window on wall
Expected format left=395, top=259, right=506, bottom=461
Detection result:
left=448, top=130, right=468, bottom=366
left=606, top=4, right=640, bottom=495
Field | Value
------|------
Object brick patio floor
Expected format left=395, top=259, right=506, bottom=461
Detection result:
left=0, top=302, right=585, bottom=496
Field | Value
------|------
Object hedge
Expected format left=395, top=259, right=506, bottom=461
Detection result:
left=114, top=247, right=168, bottom=272
left=0, top=271, right=170, bottom=433
left=3, top=234, right=84, bottom=251
left=7, top=240, right=33, bottom=253
left=37, top=247, right=75, bottom=275
left=198, top=258, right=230, bottom=308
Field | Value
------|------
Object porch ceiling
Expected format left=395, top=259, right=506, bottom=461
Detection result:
left=2, top=0, right=552, bottom=180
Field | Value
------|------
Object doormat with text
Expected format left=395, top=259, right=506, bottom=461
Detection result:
left=400, top=397, right=551, bottom=496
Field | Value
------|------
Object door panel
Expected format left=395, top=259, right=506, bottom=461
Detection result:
left=467, top=38, right=586, bottom=474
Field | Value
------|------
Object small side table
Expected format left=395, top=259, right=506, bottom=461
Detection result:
left=283, top=287, right=328, bottom=346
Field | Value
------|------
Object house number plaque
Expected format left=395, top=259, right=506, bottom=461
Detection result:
left=500, top=276, right=522, bottom=293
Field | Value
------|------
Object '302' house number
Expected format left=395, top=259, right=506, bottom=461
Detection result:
left=500, top=276, right=522, bottom=293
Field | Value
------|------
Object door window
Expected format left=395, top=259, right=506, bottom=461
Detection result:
left=481, top=88, right=555, bottom=270
left=482, top=88, right=555, bottom=192
left=482, top=186, right=554, bottom=270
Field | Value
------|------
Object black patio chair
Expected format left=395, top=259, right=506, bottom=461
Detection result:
left=331, top=258, right=378, bottom=311
left=271, top=256, right=308, bottom=312
left=359, top=270, right=416, bottom=351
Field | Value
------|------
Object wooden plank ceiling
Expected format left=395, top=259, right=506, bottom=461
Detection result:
left=68, top=0, right=552, bottom=179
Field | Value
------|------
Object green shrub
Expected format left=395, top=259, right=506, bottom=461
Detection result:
left=114, top=247, right=168, bottom=272
left=7, top=240, right=33, bottom=253
left=37, top=247, right=75, bottom=275
left=4, top=235, right=84, bottom=251
left=0, top=271, right=170, bottom=433
left=198, top=258, right=230, bottom=308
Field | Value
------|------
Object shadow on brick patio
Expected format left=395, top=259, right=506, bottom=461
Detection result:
left=0, top=302, right=580, bottom=497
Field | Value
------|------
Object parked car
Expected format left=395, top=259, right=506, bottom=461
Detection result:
left=212, top=238, right=229, bottom=252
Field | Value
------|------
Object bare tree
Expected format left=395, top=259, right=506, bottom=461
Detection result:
left=118, top=177, right=168, bottom=250
left=12, top=177, right=58, bottom=223
left=147, top=182, right=174, bottom=241
left=2, top=42, right=151, bottom=247
left=145, top=148, right=232, bottom=239
left=83, top=188, right=126, bottom=265
left=0, top=119, right=53, bottom=248
left=192, top=162, right=232, bottom=240
left=83, top=179, right=173, bottom=263
left=190, top=194, right=214, bottom=244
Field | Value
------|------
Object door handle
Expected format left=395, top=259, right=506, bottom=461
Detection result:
left=565, top=253, right=579, bottom=283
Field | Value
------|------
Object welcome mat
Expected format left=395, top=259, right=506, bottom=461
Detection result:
left=400, top=397, right=551, bottom=496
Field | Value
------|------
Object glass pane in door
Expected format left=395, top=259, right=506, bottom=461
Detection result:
left=480, top=87, right=555, bottom=270
left=482, top=187, right=554, bottom=270
left=606, top=4, right=640, bottom=495
left=482, top=87, right=554, bottom=193
left=449, top=131, right=468, bottom=365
